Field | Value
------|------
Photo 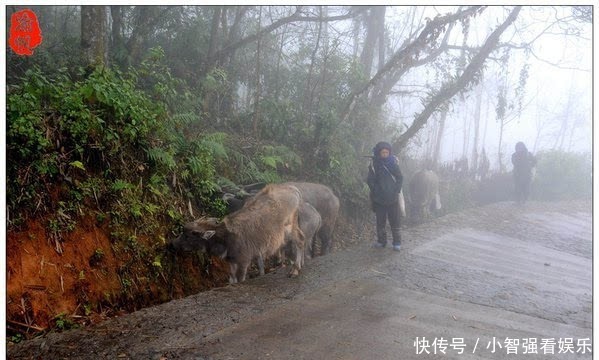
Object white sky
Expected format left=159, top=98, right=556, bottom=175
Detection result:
left=380, top=6, right=592, bottom=170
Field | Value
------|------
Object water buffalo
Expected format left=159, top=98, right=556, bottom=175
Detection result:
left=284, top=182, right=339, bottom=256
left=221, top=182, right=267, bottom=213
left=221, top=182, right=339, bottom=257
left=407, top=170, right=442, bottom=220
left=169, top=184, right=305, bottom=283
left=274, top=201, right=322, bottom=268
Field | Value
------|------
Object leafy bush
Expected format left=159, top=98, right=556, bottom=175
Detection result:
left=531, top=150, right=591, bottom=200
left=438, top=178, right=477, bottom=215
left=6, top=54, right=235, bottom=305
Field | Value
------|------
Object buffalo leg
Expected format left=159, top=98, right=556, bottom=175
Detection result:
left=236, top=262, right=249, bottom=283
left=229, top=263, right=238, bottom=284
left=318, top=225, right=333, bottom=255
left=288, top=228, right=304, bottom=277
left=257, top=255, right=265, bottom=276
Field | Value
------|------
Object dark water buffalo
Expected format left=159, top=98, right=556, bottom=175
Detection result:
left=407, top=170, right=442, bottom=220
left=169, top=184, right=305, bottom=283
left=298, top=202, right=322, bottom=259
left=221, top=182, right=267, bottom=213
left=284, top=182, right=339, bottom=256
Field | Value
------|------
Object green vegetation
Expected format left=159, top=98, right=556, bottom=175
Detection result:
left=7, top=47, right=372, bottom=316
left=53, top=313, right=78, bottom=331
left=532, top=150, right=591, bottom=201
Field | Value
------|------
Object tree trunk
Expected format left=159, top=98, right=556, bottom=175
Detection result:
left=470, top=82, right=483, bottom=177
left=219, top=6, right=251, bottom=117
left=127, top=6, right=150, bottom=65
left=359, top=7, right=378, bottom=77
left=252, top=6, right=263, bottom=138
left=206, top=6, right=222, bottom=72
left=314, top=7, right=330, bottom=123
left=274, top=26, right=287, bottom=101
left=81, top=5, right=108, bottom=68
left=498, top=119, right=505, bottom=172
left=126, top=6, right=172, bottom=66
left=352, top=15, right=360, bottom=60
left=110, top=6, right=124, bottom=68
left=462, top=110, right=470, bottom=159
left=376, top=6, right=386, bottom=70
left=481, top=89, right=490, bottom=154
left=432, top=110, right=447, bottom=170
left=302, top=7, right=323, bottom=126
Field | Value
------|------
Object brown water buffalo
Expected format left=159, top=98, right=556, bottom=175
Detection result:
left=407, top=170, right=442, bottom=220
left=169, top=184, right=305, bottom=283
left=274, top=201, right=322, bottom=268
left=284, top=182, right=339, bottom=256
left=222, top=181, right=339, bottom=257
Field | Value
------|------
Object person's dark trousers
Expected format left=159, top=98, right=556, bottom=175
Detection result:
left=514, top=176, right=531, bottom=203
left=374, top=201, right=402, bottom=246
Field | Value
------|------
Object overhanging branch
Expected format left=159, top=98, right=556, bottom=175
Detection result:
left=335, top=6, right=485, bottom=131
left=393, top=6, right=522, bottom=150
left=210, top=6, right=367, bottom=64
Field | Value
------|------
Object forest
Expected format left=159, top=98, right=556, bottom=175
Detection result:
left=5, top=5, right=592, bottom=339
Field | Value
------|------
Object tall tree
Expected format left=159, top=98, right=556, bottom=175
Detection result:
left=470, top=82, right=484, bottom=176
left=81, top=5, right=108, bottom=68
left=110, top=6, right=126, bottom=69
left=432, top=109, right=448, bottom=169
left=252, top=6, right=263, bottom=137
left=394, top=7, right=522, bottom=151
left=302, top=7, right=324, bottom=127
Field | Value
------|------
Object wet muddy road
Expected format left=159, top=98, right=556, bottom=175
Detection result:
left=8, top=200, right=592, bottom=359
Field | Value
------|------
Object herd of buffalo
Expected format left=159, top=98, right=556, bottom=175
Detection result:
left=168, top=171, right=440, bottom=284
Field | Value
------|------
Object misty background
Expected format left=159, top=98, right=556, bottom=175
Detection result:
left=4, top=5, right=593, bottom=338
left=6, top=5, right=592, bottom=219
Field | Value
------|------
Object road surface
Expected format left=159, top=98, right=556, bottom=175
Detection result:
left=8, top=200, right=592, bottom=359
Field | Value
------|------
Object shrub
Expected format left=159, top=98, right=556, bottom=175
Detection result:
left=531, top=150, right=591, bottom=201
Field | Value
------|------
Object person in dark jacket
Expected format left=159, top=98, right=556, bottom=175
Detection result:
left=511, top=141, right=537, bottom=204
left=367, top=141, right=403, bottom=251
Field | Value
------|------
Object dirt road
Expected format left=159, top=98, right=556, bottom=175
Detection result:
left=8, top=200, right=592, bottom=359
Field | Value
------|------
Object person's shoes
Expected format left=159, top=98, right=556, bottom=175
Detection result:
left=372, top=242, right=386, bottom=248
left=392, top=244, right=401, bottom=252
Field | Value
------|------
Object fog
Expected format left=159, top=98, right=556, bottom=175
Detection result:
left=378, top=6, right=592, bottom=171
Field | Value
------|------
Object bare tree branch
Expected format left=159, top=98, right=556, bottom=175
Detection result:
left=210, top=6, right=367, bottom=65
left=336, top=6, right=485, bottom=130
left=393, top=6, right=522, bottom=150
left=527, top=49, right=591, bottom=72
left=369, top=18, right=457, bottom=109
left=572, top=6, right=592, bottom=23
left=446, top=42, right=591, bottom=73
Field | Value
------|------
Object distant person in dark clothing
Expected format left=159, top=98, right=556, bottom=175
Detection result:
left=511, top=142, right=537, bottom=203
left=367, top=141, right=403, bottom=251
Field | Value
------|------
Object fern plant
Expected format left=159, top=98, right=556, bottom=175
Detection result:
left=146, top=147, right=176, bottom=170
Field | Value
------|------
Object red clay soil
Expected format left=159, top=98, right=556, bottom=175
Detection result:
left=6, top=214, right=230, bottom=335
left=6, top=204, right=366, bottom=337
left=7, top=216, right=120, bottom=331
